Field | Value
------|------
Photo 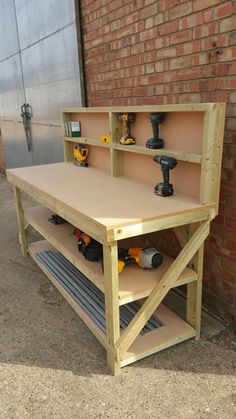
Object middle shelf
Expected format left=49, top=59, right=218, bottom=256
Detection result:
left=24, top=205, right=197, bottom=305
left=64, top=136, right=202, bottom=164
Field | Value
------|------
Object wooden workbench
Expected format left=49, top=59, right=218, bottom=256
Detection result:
left=7, top=103, right=225, bottom=375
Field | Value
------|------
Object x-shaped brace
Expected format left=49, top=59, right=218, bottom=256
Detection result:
left=115, top=219, right=210, bottom=360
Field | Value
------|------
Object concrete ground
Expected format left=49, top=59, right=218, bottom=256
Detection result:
left=0, top=172, right=235, bottom=419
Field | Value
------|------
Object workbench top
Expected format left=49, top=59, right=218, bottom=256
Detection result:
left=7, top=162, right=214, bottom=243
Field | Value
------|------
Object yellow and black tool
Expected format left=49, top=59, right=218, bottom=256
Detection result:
left=74, top=229, right=163, bottom=274
left=73, top=143, right=88, bottom=167
left=75, top=230, right=103, bottom=261
left=100, top=135, right=110, bottom=143
left=118, top=247, right=163, bottom=273
left=118, top=113, right=136, bottom=145
left=128, top=247, right=163, bottom=269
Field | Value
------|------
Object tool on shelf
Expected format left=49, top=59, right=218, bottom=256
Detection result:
left=118, top=247, right=163, bottom=273
left=146, top=113, right=165, bottom=149
left=118, top=113, right=136, bottom=145
left=100, top=135, right=110, bottom=143
left=48, top=214, right=67, bottom=225
left=73, top=143, right=88, bottom=167
left=153, top=156, right=177, bottom=197
left=74, top=229, right=163, bottom=273
left=77, top=231, right=103, bottom=261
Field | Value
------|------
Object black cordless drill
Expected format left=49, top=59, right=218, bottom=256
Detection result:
left=146, top=113, right=165, bottom=149
left=153, top=156, right=177, bottom=197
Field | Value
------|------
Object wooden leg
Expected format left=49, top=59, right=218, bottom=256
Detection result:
left=103, top=242, right=121, bottom=375
left=13, top=186, right=28, bottom=256
left=187, top=222, right=204, bottom=339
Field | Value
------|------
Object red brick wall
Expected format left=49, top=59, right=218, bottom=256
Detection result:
left=80, top=0, right=236, bottom=318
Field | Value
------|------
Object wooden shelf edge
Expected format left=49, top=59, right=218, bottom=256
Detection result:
left=61, top=104, right=213, bottom=113
left=24, top=206, right=198, bottom=305
left=64, top=136, right=110, bottom=148
left=120, top=275, right=197, bottom=306
left=64, top=137, right=202, bottom=163
left=120, top=304, right=196, bottom=367
left=28, top=241, right=107, bottom=351
left=112, top=144, right=202, bottom=164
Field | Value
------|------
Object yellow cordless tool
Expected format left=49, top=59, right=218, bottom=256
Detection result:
left=73, top=143, right=88, bottom=167
left=118, top=113, right=136, bottom=145
left=74, top=229, right=163, bottom=274
left=118, top=247, right=163, bottom=273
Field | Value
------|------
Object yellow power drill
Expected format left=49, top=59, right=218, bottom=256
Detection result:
left=118, top=113, right=136, bottom=145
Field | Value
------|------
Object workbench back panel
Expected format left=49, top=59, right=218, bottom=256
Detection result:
left=62, top=104, right=226, bottom=207
left=131, top=112, right=204, bottom=152
left=87, top=146, right=110, bottom=173
left=68, top=112, right=110, bottom=139
left=122, top=153, right=200, bottom=199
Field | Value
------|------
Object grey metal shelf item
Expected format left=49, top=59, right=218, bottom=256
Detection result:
left=36, top=250, right=163, bottom=335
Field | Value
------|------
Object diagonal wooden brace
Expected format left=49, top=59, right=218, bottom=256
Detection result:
left=116, top=220, right=210, bottom=359
left=173, top=225, right=188, bottom=248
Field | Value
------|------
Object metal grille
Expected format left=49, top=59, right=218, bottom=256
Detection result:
left=36, top=250, right=164, bottom=335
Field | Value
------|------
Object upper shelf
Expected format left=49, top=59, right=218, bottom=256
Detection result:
left=62, top=103, right=215, bottom=113
left=64, top=136, right=202, bottom=164
left=64, top=136, right=111, bottom=148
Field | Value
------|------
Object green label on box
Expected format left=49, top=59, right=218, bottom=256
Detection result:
left=68, top=121, right=81, bottom=137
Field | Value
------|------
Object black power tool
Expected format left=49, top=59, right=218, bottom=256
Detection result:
left=77, top=231, right=103, bottom=261
left=153, top=156, right=177, bottom=197
left=146, top=113, right=165, bottom=149
left=48, top=214, right=67, bottom=225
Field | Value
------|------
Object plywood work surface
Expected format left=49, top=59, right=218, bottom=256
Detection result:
left=7, top=162, right=208, bottom=228
left=7, top=161, right=213, bottom=237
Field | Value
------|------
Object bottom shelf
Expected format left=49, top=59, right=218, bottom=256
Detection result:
left=28, top=240, right=196, bottom=368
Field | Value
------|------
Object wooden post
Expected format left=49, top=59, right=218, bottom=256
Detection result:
left=187, top=223, right=204, bottom=339
left=109, top=112, right=123, bottom=177
left=62, top=112, right=74, bottom=162
left=13, top=186, right=28, bottom=256
left=200, top=103, right=226, bottom=211
left=103, top=242, right=121, bottom=375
